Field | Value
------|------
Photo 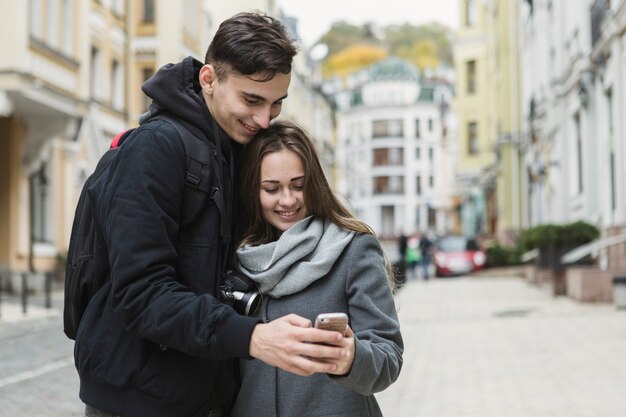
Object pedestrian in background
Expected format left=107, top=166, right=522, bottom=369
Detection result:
left=419, top=231, right=434, bottom=280
left=398, top=231, right=408, bottom=266
left=406, top=232, right=421, bottom=280
left=231, top=120, right=404, bottom=417
left=395, top=231, right=408, bottom=285
left=70, top=12, right=347, bottom=417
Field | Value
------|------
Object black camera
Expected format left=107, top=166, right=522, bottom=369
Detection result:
left=220, top=270, right=261, bottom=316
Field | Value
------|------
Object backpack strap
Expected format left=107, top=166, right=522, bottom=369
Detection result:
left=153, top=114, right=231, bottom=247
left=110, top=129, right=135, bottom=149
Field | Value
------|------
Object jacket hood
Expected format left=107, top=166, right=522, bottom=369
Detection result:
left=141, top=56, right=227, bottom=147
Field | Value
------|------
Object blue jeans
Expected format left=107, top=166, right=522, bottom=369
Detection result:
left=421, top=254, right=431, bottom=279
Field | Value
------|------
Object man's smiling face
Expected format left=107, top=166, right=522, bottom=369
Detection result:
left=200, top=65, right=291, bottom=144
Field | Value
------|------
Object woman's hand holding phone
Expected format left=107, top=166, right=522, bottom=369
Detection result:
left=313, top=313, right=355, bottom=375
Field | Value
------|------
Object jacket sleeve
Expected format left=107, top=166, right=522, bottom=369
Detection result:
left=330, top=233, right=404, bottom=394
left=100, top=121, right=259, bottom=359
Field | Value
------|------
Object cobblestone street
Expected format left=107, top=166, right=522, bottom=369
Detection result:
left=1, top=275, right=625, bottom=416
left=0, top=293, right=81, bottom=417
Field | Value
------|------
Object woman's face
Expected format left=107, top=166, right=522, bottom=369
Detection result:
left=259, top=149, right=308, bottom=233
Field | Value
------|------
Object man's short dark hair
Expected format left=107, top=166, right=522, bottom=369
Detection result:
left=205, top=11, right=298, bottom=81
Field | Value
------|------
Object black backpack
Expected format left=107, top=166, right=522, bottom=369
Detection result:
left=63, top=114, right=228, bottom=340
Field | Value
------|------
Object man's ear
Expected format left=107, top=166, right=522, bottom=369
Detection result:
left=199, top=64, right=216, bottom=93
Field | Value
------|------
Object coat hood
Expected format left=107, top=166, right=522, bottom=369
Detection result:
left=141, top=56, right=228, bottom=149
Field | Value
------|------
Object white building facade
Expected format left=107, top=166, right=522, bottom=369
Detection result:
left=332, top=58, right=457, bottom=238
left=520, top=0, right=626, bottom=270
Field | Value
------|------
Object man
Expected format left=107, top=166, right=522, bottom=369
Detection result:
left=75, top=12, right=346, bottom=417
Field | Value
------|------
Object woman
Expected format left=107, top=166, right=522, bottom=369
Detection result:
left=231, top=120, right=403, bottom=417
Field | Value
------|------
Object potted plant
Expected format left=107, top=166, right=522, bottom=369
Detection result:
left=519, top=221, right=600, bottom=294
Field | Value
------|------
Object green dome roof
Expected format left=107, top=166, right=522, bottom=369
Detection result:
left=369, top=57, right=419, bottom=82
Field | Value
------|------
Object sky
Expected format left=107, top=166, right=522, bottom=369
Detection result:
left=277, top=0, right=459, bottom=48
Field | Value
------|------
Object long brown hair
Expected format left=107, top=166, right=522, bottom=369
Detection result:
left=239, top=120, right=395, bottom=287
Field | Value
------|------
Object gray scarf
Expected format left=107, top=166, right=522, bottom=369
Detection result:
left=236, top=216, right=355, bottom=298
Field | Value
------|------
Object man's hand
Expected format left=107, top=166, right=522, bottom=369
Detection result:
left=249, top=314, right=347, bottom=376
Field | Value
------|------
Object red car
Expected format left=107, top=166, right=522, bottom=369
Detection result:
left=433, top=235, right=486, bottom=277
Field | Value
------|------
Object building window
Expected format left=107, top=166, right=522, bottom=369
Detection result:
left=468, top=122, right=478, bottom=154
left=607, top=89, right=616, bottom=210
left=183, top=0, right=199, bottom=35
left=381, top=205, right=395, bottom=237
left=30, top=163, right=53, bottom=243
left=415, top=147, right=421, bottom=160
left=111, top=59, right=123, bottom=110
left=549, top=48, right=556, bottom=82
left=90, top=46, right=101, bottom=100
left=574, top=113, right=583, bottom=194
left=415, top=208, right=420, bottom=230
left=416, top=175, right=422, bottom=195
left=467, top=60, right=476, bottom=94
left=372, top=119, right=404, bottom=138
left=415, top=119, right=421, bottom=138
left=591, top=0, right=610, bottom=47
left=29, top=0, right=42, bottom=39
left=112, top=0, right=125, bottom=17
left=373, top=148, right=403, bottom=166
left=373, top=176, right=404, bottom=195
left=142, top=67, right=155, bottom=111
left=428, top=206, right=436, bottom=229
left=428, top=147, right=434, bottom=162
left=465, top=0, right=477, bottom=26
left=46, top=0, right=58, bottom=48
left=373, top=149, right=386, bottom=166
left=429, top=175, right=434, bottom=188
left=143, top=0, right=155, bottom=22
left=428, top=118, right=433, bottom=132
left=62, top=0, right=73, bottom=55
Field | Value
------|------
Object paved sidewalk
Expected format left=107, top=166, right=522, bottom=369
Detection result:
left=376, top=276, right=626, bottom=417
left=1, top=277, right=625, bottom=416
left=0, top=294, right=61, bottom=323
left=0, top=289, right=81, bottom=417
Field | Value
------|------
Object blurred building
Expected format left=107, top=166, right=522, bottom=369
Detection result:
left=0, top=0, right=135, bottom=288
left=520, top=0, right=626, bottom=270
left=453, top=0, right=523, bottom=243
left=453, top=0, right=492, bottom=239
left=0, top=0, right=333, bottom=290
left=327, top=57, right=457, bottom=238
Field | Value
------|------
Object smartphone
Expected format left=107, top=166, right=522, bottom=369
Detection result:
left=314, top=312, right=348, bottom=333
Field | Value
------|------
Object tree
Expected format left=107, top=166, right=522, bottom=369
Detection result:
left=384, top=22, right=453, bottom=66
left=317, top=21, right=381, bottom=56
left=398, top=39, right=440, bottom=71
left=322, top=43, right=387, bottom=79
left=314, top=21, right=453, bottom=79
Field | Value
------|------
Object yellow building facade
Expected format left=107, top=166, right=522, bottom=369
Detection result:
left=453, top=0, right=493, bottom=238
left=0, top=0, right=334, bottom=289
left=453, top=0, right=523, bottom=243
left=487, top=0, right=523, bottom=244
left=0, top=0, right=207, bottom=288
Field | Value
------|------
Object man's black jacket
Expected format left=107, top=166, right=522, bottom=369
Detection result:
left=74, top=57, right=259, bottom=417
